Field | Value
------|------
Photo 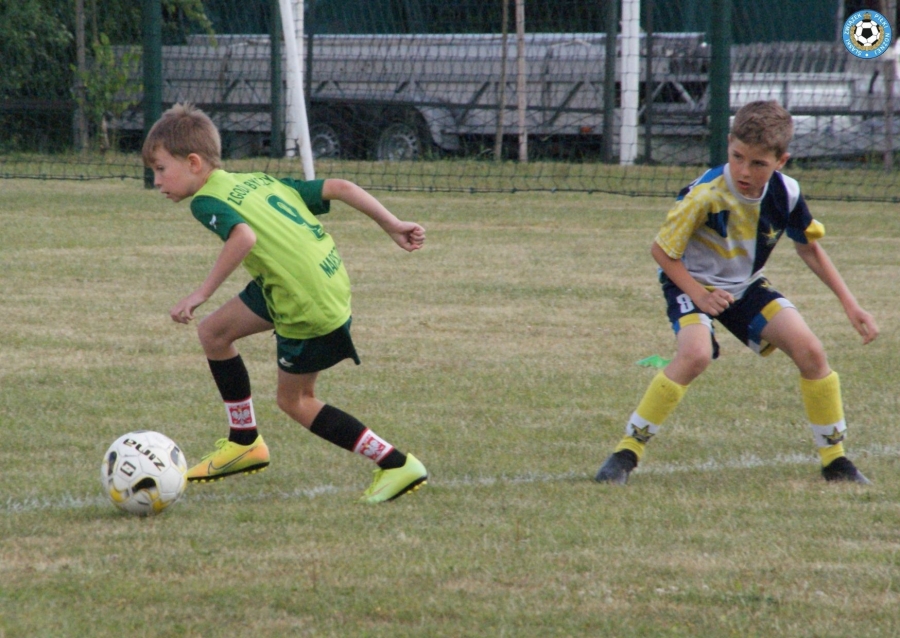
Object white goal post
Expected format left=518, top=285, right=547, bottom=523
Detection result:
left=278, top=0, right=315, bottom=179
left=275, top=0, right=640, bottom=170
left=620, top=0, right=641, bottom=165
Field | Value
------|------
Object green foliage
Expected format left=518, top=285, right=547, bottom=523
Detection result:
left=166, top=0, right=215, bottom=38
left=0, top=0, right=72, bottom=97
left=72, top=33, right=142, bottom=149
left=0, top=0, right=214, bottom=153
left=89, top=0, right=142, bottom=44
left=0, top=0, right=213, bottom=99
left=81, top=0, right=214, bottom=45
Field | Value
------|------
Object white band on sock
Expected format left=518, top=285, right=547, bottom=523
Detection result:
left=225, top=399, right=256, bottom=429
left=353, top=429, right=394, bottom=463
left=626, top=413, right=660, bottom=443
left=809, top=420, right=847, bottom=448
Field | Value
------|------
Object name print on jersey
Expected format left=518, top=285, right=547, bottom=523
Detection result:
left=225, top=174, right=277, bottom=207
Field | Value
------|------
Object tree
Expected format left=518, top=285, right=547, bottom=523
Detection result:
left=0, top=0, right=73, bottom=98
left=72, top=33, right=141, bottom=150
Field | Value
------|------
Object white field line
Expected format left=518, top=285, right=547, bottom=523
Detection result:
left=3, top=444, right=897, bottom=514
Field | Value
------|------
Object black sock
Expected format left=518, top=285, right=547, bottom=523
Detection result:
left=208, top=355, right=251, bottom=401
left=310, top=404, right=407, bottom=469
left=378, top=448, right=407, bottom=470
left=208, top=355, right=258, bottom=445
left=228, top=427, right=259, bottom=446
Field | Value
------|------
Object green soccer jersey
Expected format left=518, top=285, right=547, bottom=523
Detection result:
left=191, top=170, right=351, bottom=339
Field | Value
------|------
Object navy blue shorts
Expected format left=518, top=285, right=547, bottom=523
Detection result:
left=662, top=276, right=795, bottom=357
left=239, top=280, right=360, bottom=374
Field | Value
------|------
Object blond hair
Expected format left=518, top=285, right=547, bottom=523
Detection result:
left=730, top=100, right=794, bottom=157
left=142, top=103, right=222, bottom=168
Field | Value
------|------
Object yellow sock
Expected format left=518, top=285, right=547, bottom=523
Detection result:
left=818, top=443, right=846, bottom=467
left=614, top=371, right=688, bottom=461
left=800, top=371, right=847, bottom=467
left=614, top=436, right=646, bottom=459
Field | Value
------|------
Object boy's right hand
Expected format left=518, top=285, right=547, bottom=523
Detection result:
left=697, top=288, right=734, bottom=317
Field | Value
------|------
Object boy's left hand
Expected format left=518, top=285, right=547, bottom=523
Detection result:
left=389, top=221, right=426, bottom=252
left=170, top=290, right=209, bottom=324
left=848, top=306, right=879, bottom=344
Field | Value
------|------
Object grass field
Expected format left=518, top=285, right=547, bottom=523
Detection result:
left=1, top=177, right=899, bottom=637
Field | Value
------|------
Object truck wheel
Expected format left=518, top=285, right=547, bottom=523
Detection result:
left=374, top=121, right=424, bottom=161
left=309, top=122, right=344, bottom=159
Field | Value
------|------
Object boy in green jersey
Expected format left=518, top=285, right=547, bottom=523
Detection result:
left=142, top=103, right=427, bottom=503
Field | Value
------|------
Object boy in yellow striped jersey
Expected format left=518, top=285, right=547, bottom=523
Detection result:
left=596, top=100, right=879, bottom=485
left=142, top=104, right=427, bottom=503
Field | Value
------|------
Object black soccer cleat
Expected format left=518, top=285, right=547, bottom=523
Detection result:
left=821, top=456, right=872, bottom=485
left=595, top=450, right=638, bottom=485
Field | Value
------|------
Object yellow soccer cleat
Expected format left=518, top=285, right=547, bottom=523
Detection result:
left=187, top=436, right=270, bottom=483
left=360, top=453, right=428, bottom=504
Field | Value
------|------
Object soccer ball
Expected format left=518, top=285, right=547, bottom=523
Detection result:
left=853, top=17, right=882, bottom=49
left=100, top=431, right=188, bottom=516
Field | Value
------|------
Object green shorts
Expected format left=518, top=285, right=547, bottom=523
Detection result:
left=239, top=280, right=360, bottom=374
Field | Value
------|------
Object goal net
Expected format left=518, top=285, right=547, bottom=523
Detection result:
left=1, top=0, right=898, bottom=201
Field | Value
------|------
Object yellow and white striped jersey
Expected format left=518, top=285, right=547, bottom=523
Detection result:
left=655, top=164, right=823, bottom=300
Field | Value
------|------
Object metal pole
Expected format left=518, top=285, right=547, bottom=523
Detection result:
left=142, top=0, right=162, bottom=188
left=883, top=0, right=896, bottom=171
left=270, top=0, right=285, bottom=157
left=602, top=0, right=619, bottom=163
left=835, top=0, right=845, bottom=42
left=515, top=0, right=528, bottom=162
left=494, top=0, right=509, bottom=162
left=75, top=0, right=89, bottom=152
left=643, top=0, right=654, bottom=164
left=306, top=0, right=315, bottom=107
left=708, top=0, right=731, bottom=167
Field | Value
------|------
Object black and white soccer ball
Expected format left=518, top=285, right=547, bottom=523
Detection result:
left=100, top=431, right=188, bottom=516
left=853, top=18, right=882, bottom=48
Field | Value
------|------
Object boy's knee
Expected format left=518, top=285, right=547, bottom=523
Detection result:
left=275, top=392, right=292, bottom=414
left=196, top=319, right=215, bottom=347
left=792, top=336, right=828, bottom=376
left=276, top=388, right=320, bottom=427
left=682, top=352, right=712, bottom=377
left=197, top=317, right=228, bottom=352
left=667, top=348, right=712, bottom=384
left=679, top=339, right=713, bottom=373
left=276, top=384, right=312, bottom=410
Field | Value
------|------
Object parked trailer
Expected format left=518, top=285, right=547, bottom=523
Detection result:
left=298, top=32, right=709, bottom=160
left=111, top=34, right=896, bottom=161
left=113, top=32, right=709, bottom=160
